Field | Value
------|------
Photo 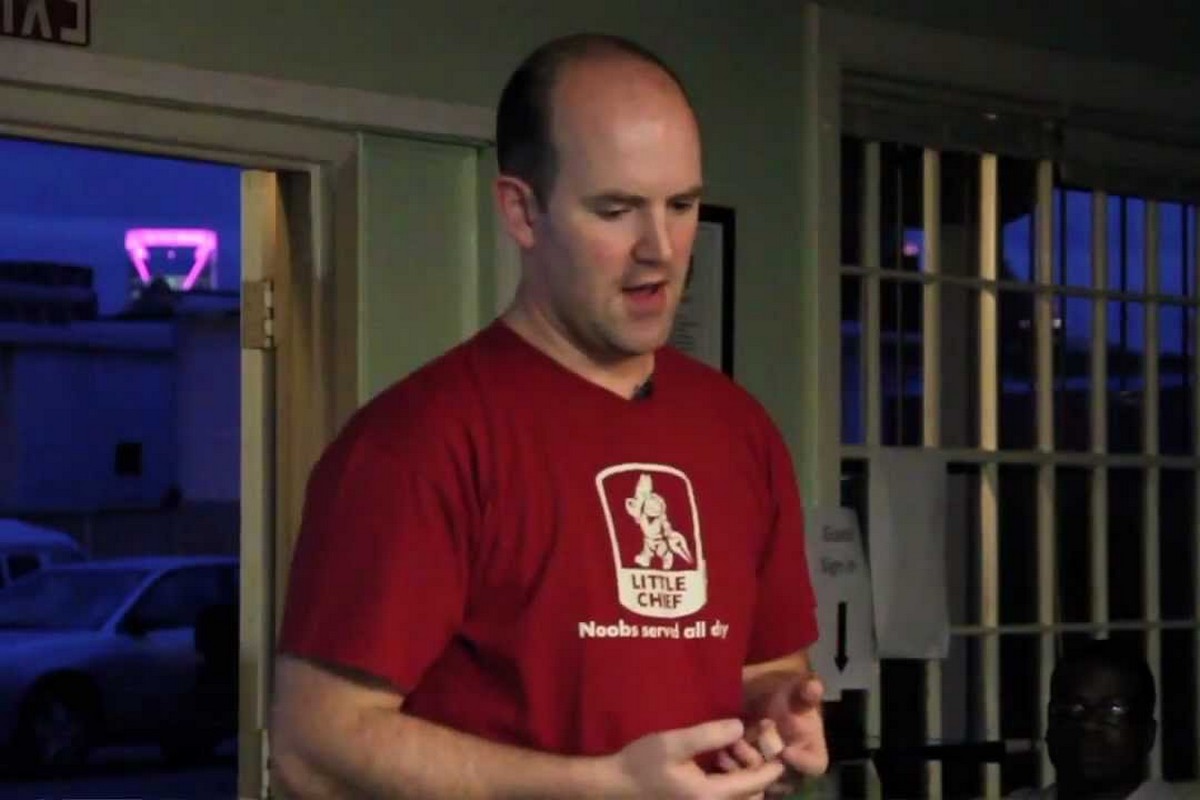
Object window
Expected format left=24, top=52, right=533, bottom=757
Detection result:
left=128, top=565, right=234, bottom=630
left=114, top=440, right=143, bottom=476
left=840, top=133, right=1199, bottom=797
left=6, top=553, right=40, bottom=582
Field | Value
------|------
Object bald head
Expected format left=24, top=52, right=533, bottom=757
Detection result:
left=496, top=34, right=697, bottom=206
left=492, top=34, right=703, bottom=370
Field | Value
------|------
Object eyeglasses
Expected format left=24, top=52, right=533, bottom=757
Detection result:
left=1048, top=699, right=1147, bottom=727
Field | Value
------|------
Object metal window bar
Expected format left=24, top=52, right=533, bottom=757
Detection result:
left=865, top=143, right=883, bottom=452
left=841, top=137, right=1200, bottom=797
left=979, top=153, right=1002, bottom=800
left=840, top=445, right=1200, bottom=470
left=1119, top=200, right=1131, bottom=404
left=1144, top=200, right=1164, bottom=779
left=838, top=265, right=1200, bottom=307
left=861, top=140, right=885, bottom=800
left=1034, top=160, right=1057, bottom=787
left=949, top=619, right=1198, bottom=635
left=1194, top=202, right=1200, bottom=775
left=1091, top=192, right=1111, bottom=652
left=923, top=148, right=944, bottom=799
left=890, top=155, right=906, bottom=444
left=1055, top=189, right=1070, bottom=438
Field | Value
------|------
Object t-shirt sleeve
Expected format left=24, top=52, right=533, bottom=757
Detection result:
left=276, top=423, right=472, bottom=692
left=745, top=422, right=819, bottom=664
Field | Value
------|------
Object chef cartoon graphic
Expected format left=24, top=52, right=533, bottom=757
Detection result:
left=596, top=464, right=707, bottom=619
left=627, top=473, right=694, bottom=570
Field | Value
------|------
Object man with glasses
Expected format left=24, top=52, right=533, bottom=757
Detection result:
left=1011, top=639, right=1175, bottom=798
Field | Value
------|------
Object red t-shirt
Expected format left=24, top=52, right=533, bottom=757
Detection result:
left=278, top=320, right=818, bottom=757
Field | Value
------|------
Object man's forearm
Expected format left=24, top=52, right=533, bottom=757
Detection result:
left=272, top=705, right=615, bottom=799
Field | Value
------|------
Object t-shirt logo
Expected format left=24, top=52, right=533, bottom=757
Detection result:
left=596, top=464, right=708, bottom=619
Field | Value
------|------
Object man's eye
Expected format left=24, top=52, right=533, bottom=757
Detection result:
left=1050, top=702, right=1086, bottom=718
left=670, top=199, right=698, bottom=213
left=596, top=207, right=629, bottom=219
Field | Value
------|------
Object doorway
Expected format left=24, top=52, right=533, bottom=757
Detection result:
left=0, top=90, right=349, bottom=798
left=0, top=38, right=497, bottom=796
left=0, top=134, right=251, bottom=798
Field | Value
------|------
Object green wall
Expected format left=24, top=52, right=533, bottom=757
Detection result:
left=88, top=1, right=1200, bottom=97
left=87, top=1, right=821, bottom=486
left=75, top=0, right=1200, bottom=497
left=820, top=0, right=1200, bottom=76
left=356, top=135, right=481, bottom=401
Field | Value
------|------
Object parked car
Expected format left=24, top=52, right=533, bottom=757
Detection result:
left=0, top=520, right=86, bottom=589
left=0, top=555, right=238, bottom=773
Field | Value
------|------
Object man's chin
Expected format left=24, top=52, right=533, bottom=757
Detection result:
left=1062, top=759, right=1136, bottom=788
left=624, top=339, right=670, bottom=358
left=606, top=328, right=672, bottom=358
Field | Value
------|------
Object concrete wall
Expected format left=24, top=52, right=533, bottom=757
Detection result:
left=175, top=315, right=240, bottom=503
left=9, top=339, right=176, bottom=512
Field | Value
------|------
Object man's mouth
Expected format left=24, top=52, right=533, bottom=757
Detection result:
left=623, top=282, right=665, bottom=296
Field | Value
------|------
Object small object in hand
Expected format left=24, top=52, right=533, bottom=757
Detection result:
left=755, top=719, right=786, bottom=761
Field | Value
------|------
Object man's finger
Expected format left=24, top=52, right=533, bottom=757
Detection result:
left=781, top=740, right=830, bottom=775
left=731, top=736, right=766, bottom=767
left=788, top=673, right=825, bottom=710
left=754, top=718, right=785, bottom=760
left=664, top=718, right=746, bottom=760
left=716, top=749, right=740, bottom=773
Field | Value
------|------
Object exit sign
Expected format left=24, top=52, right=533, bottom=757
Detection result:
left=2, top=0, right=89, bottom=46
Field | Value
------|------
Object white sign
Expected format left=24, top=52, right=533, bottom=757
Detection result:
left=868, top=449, right=950, bottom=659
left=805, top=506, right=876, bottom=700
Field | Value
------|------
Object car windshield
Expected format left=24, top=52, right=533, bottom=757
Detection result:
left=0, top=568, right=150, bottom=631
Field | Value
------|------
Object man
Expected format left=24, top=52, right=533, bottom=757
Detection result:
left=269, top=32, right=826, bottom=798
left=1011, top=640, right=1174, bottom=799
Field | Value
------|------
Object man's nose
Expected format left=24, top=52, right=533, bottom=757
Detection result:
left=635, top=210, right=674, bottom=263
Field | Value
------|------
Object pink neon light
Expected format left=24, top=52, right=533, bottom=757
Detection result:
left=124, top=228, right=218, bottom=291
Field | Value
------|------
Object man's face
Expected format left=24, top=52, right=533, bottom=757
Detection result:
left=1046, top=662, right=1154, bottom=789
left=525, top=57, right=703, bottom=362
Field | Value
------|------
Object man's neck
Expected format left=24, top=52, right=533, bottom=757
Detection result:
left=501, top=303, right=653, bottom=400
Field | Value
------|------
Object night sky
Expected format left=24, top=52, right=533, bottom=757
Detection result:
left=0, top=135, right=242, bottom=315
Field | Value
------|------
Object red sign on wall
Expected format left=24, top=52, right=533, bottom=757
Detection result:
left=2, top=0, right=89, bottom=47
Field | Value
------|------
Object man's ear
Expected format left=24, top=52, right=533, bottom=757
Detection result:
left=494, top=175, right=539, bottom=250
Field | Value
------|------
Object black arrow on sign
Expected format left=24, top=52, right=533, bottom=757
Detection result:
left=835, top=602, right=848, bottom=672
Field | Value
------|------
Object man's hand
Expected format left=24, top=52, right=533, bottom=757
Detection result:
left=718, top=668, right=828, bottom=797
left=600, top=718, right=787, bottom=799
left=742, top=653, right=829, bottom=782
left=758, top=670, right=828, bottom=776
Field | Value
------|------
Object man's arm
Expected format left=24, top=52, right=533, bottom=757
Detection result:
left=270, top=655, right=786, bottom=799
left=270, top=655, right=609, bottom=799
